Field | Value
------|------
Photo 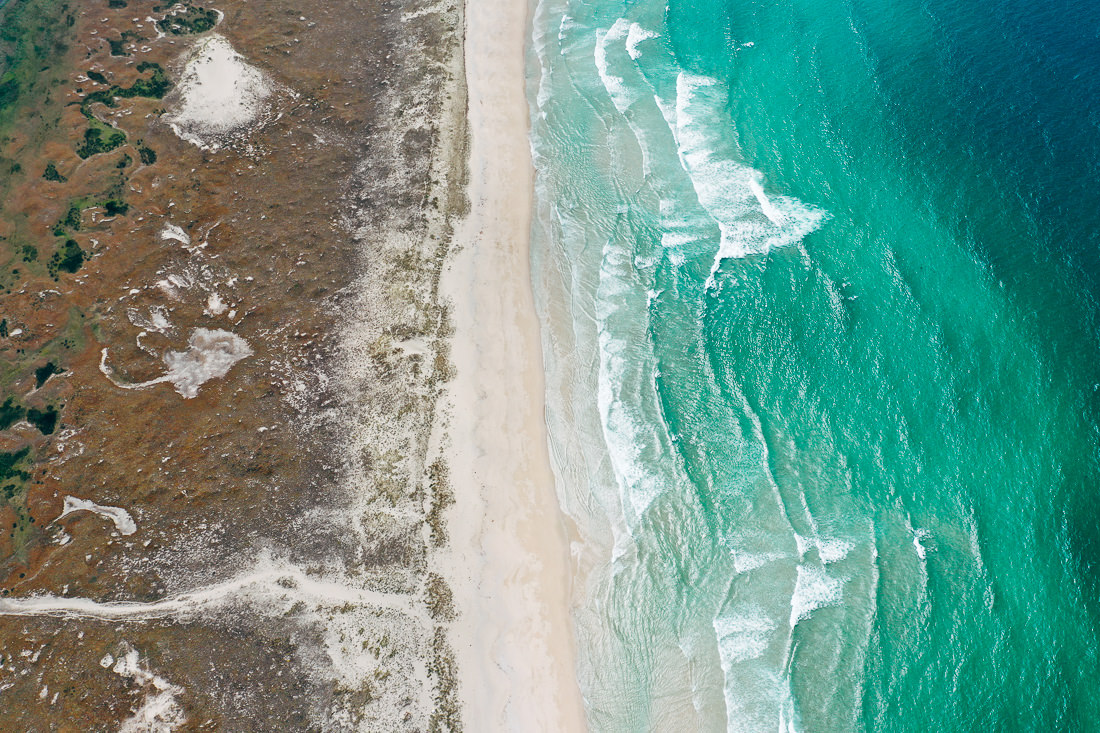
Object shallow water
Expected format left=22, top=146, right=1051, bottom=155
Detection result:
left=528, top=0, right=1100, bottom=729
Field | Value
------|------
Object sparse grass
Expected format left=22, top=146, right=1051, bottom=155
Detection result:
left=426, top=459, right=453, bottom=547
left=427, top=627, right=461, bottom=733
left=425, top=573, right=454, bottom=621
left=107, top=30, right=141, bottom=57
left=77, top=62, right=170, bottom=158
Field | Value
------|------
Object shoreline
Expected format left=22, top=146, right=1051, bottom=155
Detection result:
left=440, top=0, right=587, bottom=726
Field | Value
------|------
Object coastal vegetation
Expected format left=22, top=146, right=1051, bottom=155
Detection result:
left=156, top=3, right=218, bottom=35
left=47, top=239, right=84, bottom=276
left=76, top=61, right=170, bottom=159
left=108, top=31, right=141, bottom=57
left=42, top=161, right=65, bottom=181
left=426, top=459, right=454, bottom=547
left=0, top=447, right=31, bottom=498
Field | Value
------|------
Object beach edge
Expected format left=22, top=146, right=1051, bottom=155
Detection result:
left=438, top=0, right=588, bottom=727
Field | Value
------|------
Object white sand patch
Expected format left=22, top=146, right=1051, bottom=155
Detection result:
left=100, top=328, right=251, bottom=398
left=158, top=224, right=191, bottom=248
left=166, top=34, right=273, bottom=150
left=57, top=496, right=137, bottom=536
left=393, top=337, right=429, bottom=357
left=162, top=328, right=251, bottom=398
left=204, top=293, right=227, bottom=316
left=128, top=305, right=173, bottom=334
left=112, top=646, right=186, bottom=733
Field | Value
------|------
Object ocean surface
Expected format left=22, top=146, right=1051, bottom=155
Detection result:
left=526, top=0, right=1100, bottom=729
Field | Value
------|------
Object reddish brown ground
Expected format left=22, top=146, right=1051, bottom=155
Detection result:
left=0, top=0, right=467, bottom=727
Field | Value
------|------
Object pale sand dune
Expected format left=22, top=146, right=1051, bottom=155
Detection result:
left=440, top=0, right=588, bottom=728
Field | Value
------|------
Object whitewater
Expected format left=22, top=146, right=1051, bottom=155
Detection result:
left=528, top=0, right=1100, bottom=729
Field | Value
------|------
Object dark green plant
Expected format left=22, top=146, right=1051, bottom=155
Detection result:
left=57, top=204, right=81, bottom=231
left=26, top=406, right=58, bottom=435
left=48, top=239, right=84, bottom=276
left=0, top=448, right=30, bottom=484
left=34, top=362, right=61, bottom=388
left=42, top=162, right=66, bottom=182
left=157, top=5, right=218, bottom=35
left=103, top=199, right=128, bottom=216
left=76, top=126, right=126, bottom=158
left=0, top=398, right=24, bottom=430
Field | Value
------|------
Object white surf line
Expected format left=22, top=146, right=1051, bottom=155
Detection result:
left=0, top=559, right=410, bottom=621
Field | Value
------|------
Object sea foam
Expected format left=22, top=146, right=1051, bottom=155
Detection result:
left=668, top=73, right=828, bottom=285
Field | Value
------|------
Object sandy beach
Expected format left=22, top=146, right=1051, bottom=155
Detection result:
left=440, top=0, right=588, bottom=727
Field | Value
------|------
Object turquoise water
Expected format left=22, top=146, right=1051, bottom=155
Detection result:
left=527, top=0, right=1100, bottom=729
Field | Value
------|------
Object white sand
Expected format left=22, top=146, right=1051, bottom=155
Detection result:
left=158, top=223, right=191, bottom=248
left=112, top=646, right=187, bottom=733
left=57, top=496, right=137, bottom=536
left=161, top=328, right=251, bottom=398
left=100, top=328, right=251, bottom=398
left=440, top=0, right=587, bottom=727
left=166, top=34, right=273, bottom=150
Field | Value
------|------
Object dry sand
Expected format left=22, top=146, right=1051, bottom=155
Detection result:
left=440, top=0, right=588, bottom=727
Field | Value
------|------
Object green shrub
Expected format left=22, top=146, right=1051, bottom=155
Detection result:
left=0, top=398, right=24, bottom=430
left=26, top=406, right=58, bottom=435
left=157, top=5, right=218, bottom=35
left=76, top=126, right=125, bottom=158
left=0, top=448, right=30, bottom=483
left=103, top=199, right=128, bottom=216
left=57, top=204, right=81, bottom=231
left=34, top=362, right=61, bottom=388
left=48, top=239, right=84, bottom=276
left=42, top=162, right=66, bottom=181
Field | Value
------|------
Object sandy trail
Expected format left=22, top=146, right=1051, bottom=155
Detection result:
left=0, top=558, right=411, bottom=621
